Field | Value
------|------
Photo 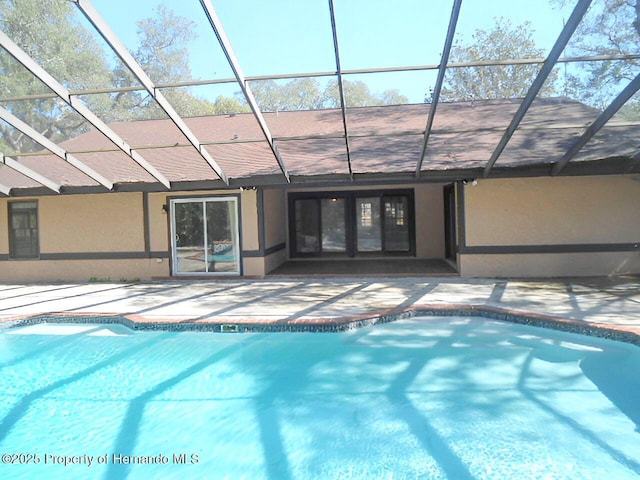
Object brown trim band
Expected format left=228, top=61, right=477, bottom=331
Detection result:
left=1, top=243, right=635, bottom=261
left=0, top=251, right=170, bottom=261
left=459, top=243, right=639, bottom=254
left=242, top=243, right=286, bottom=258
left=0, top=245, right=288, bottom=262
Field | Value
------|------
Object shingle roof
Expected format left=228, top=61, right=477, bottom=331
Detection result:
left=1, top=97, right=637, bottom=193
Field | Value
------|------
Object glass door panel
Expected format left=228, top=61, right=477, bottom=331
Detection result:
left=384, top=196, right=410, bottom=251
left=356, top=197, right=381, bottom=251
left=171, top=197, right=240, bottom=275
left=173, top=202, right=205, bottom=273
left=321, top=198, right=346, bottom=252
left=295, top=199, right=320, bottom=253
left=206, top=200, right=239, bottom=273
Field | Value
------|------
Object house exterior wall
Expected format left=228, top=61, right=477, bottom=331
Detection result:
left=148, top=189, right=264, bottom=277
left=0, top=189, right=264, bottom=282
left=414, top=183, right=445, bottom=258
left=0, top=193, right=167, bottom=282
left=2, top=174, right=637, bottom=282
left=459, top=175, right=640, bottom=277
left=262, top=188, right=288, bottom=274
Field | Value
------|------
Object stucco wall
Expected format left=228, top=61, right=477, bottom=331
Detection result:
left=0, top=189, right=261, bottom=281
left=414, top=183, right=445, bottom=258
left=460, top=252, right=640, bottom=278
left=460, top=175, right=640, bottom=277
left=0, top=193, right=167, bottom=282
left=1, top=259, right=167, bottom=283
left=263, top=188, right=287, bottom=248
left=465, top=175, right=640, bottom=245
left=261, top=188, right=287, bottom=274
left=39, top=193, right=145, bottom=253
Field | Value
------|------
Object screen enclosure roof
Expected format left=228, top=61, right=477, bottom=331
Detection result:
left=0, top=0, right=638, bottom=196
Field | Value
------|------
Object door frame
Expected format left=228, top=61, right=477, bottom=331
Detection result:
left=288, top=189, right=415, bottom=258
left=169, top=195, right=241, bottom=276
left=443, top=183, right=457, bottom=263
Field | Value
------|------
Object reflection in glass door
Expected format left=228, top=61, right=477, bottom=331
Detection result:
left=293, top=197, right=346, bottom=255
left=321, top=198, right=346, bottom=252
left=383, top=196, right=410, bottom=251
left=290, top=190, right=414, bottom=257
left=356, top=197, right=381, bottom=252
left=171, top=197, right=240, bottom=275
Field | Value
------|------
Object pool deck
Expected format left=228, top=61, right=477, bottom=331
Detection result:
left=1, top=275, right=639, bottom=342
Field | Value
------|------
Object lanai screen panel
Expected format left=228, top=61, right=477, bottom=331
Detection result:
left=276, top=138, right=350, bottom=177
left=497, top=3, right=640, bottom=170
left=438, top=0, right=579, bottom=174
left=572, top=89, right=640, bottom=163
left=265, top=107, right=351, bottom=176
left=0, top=0, right=638, bottom=194
left=333, top=0, right=449, bottom=174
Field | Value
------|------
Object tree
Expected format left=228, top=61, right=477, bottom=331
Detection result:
left=440, top=18, right=559, bottom=102
left=0, top=1, right=245, bottom=154
left=0, top=0, right=113, bottom=152
left=110, top=5, right=237, bottom=120
left=247, top=78, right=325, bottom=112
left=323, top=79, right=407, bottom=108
left=381, top=89, right=410, bottom=105
left=551, top=0, right=640, bottom=117
left=247, top=78, right=409, bottom=112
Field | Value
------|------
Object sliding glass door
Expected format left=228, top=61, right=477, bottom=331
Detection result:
left=170, top=197, right=240, bottom=275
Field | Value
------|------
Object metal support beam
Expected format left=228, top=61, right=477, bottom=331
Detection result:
left=0, top=29, right=171, bottom=189
left=552, top=73, right=640, bottom=175
left=73, top=0, right=229, bottom=185
left=0, top=106, right=114, bottom=190
left=0, top=182, right=11, bottom=196
left=416, top=0, right=462, bottom=177
left=2, top=53, right=639, bottom=104
left=199, top=0, right=291, bottom=183
left=482, top=0, right=592, bottom=178
left=1, top=153, right=62, bottom=193
left=328, top=0, right=353, bottom=180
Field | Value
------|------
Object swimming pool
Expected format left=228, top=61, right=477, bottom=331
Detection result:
left=0, top=317, right=638, bottom=479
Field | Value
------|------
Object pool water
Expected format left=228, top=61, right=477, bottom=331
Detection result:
left=0, top=317, right=638, bottom=480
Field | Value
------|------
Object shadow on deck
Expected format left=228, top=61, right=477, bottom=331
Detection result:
left=269, top=259, right=458, bottom=277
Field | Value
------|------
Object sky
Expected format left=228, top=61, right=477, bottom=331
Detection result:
left=87, top=0, right=576, bottom=104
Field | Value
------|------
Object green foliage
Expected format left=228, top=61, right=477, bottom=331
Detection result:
left=0, top=0, right=113, bottom=152
left=619, top=101, right=640, bottom=121
left=0, top=2, right=248, bottom=152
left=440, top=18, right=559, bottom=101
left=551, top=0, right=640, bottom=117
left=212, top=96, right=251, bottom=115
left=247, top=78, right=325, bottom=112
left=0, top=0, right=411, bottom=158
left=134, top=5, right=195, bottom=84
left=247, top=78, right=409, bottom=112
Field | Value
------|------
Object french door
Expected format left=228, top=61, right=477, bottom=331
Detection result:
left=290, top=190, right=414, bottom=257
left=170, top=197, right=240, bottom=275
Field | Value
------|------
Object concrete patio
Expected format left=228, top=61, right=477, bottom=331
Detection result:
left=1, top=275, right=639, bottom=341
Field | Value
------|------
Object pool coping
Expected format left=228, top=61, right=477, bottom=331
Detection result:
left=1, top=303, right=638, bottom=346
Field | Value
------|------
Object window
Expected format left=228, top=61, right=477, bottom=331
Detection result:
left=9, top=201, right=39, bottom=259
left=360, top=202, right=373, bottom=227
